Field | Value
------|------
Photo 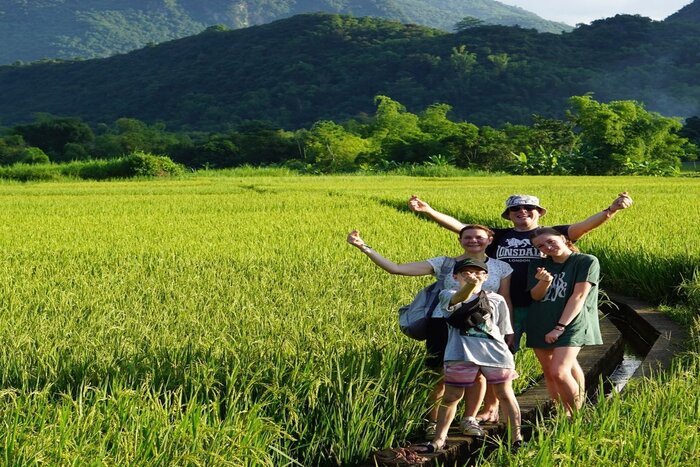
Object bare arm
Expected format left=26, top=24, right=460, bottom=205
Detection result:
left=449, top=275, right=482, bottom=305
left=544, top=281, right=592, bottom=344
left=567, top=192, right=633, bottom=241
left=347, top=230, right=435, bottom=276
left=530, top=267, right=554, bottom=301
left=408, top=195, right=465, bottom=234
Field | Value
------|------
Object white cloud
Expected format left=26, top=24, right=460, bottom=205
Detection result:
left=496, top=0, right=693, bottom=25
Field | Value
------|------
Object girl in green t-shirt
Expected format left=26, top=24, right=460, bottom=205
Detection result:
left=527, top=227, right=602, bottom=417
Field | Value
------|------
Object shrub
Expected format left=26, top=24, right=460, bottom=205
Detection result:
left=124, top=151, right=185, bottom=177
left=0, top=152, right=184, bottom=181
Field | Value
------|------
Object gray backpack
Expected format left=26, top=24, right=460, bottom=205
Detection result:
left=398, top=257, right=455, bottom=340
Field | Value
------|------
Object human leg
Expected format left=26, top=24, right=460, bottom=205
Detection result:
left=433, top=384, right=464, bottom=447
left=510, top=306, right=529, bottom=353
left=549, top=346, right=582, bottom=415
left=533, top=348, right=559, bottom=401
left=426, top=376, right=444, bottom=434
left=463, top=373, right=486, bottom=420
left=491, top=381, right=522, bottom=442
left=475, top=383, right=500, bottom=423
left=572, top=359, right=585, bottom=408
left=443, top=361, right=482, bottom=438
left=425, top=317, right=448, bottom=429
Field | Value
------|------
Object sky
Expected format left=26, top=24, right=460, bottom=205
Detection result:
left=496, top=1, right=694, bottom=26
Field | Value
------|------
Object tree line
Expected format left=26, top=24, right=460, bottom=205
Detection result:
left=1, top=95, right=697, bottom=176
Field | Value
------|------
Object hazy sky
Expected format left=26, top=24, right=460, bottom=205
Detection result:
left=496, top=1, right=693, bottom=25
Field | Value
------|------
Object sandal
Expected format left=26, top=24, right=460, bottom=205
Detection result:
left=410, top=441, right=442, bottom=454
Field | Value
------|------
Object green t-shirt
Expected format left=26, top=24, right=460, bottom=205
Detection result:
left=525, top=253, right=602, bottom=348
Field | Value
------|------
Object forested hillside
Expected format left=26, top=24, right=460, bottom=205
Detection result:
left=1, top=9, right=699, bottom=131
left=0, top=0, right=570, bottom=64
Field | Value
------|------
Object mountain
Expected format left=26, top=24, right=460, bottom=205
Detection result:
left=1, top=12, right=699, bottom=131
left=665, top=0, right=700, bottom=23
left=0, top=0, right=571, bottom=64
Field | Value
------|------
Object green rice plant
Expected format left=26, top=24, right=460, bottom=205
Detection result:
left=485, top=354, right=700, bottom=466
left=0, top=174, right=697, bottom=465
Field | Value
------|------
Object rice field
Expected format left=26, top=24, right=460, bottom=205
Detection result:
left=0, top=174, right=698, bottom=465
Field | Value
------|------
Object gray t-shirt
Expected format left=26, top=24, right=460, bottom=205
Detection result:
left=439, top=289, right=515, bottom=369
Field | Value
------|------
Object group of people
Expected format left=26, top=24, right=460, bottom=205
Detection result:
left=347, top=191, right=632, bottom=452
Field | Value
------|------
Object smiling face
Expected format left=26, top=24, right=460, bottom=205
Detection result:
left=507, top=204, right=543, bottom=231
left=531, top=232, right=571, bottom=259
left=459, top=227, right=493, bottom=255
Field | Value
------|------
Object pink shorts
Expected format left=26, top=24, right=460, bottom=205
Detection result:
left=443, top=361, right=518, bottom=387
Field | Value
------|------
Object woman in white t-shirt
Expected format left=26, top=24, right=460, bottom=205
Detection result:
left=347, top=224, right=512, bottom=437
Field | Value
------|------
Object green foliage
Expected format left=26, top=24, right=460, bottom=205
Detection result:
left=0, top=152, right=184, bottom=181
left=0, top=174, right=697, bottom=464
left=1, top=12, right=698, bottom=132
left=0, top=136, right=50, bottom=165
left=568, top=95, right=688, bottom=175
left=123, top=151, right=185, bottom=177
left=454, top=16, right=486, bottom=31
left=2, top=93, right=696, bottom=176
left=0, top=1, right=573, bottom=65
left=12, top=115, right=95, bottom=161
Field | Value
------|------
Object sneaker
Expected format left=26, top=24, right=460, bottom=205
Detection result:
left=459, top=417, right=484, bottom=437
left=424, top=420, right=437, bottom=438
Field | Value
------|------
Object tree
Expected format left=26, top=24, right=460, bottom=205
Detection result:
left=568, top=95, right=690, bottom=174
left=302, top=121, right=369, bottom=172
left=450, top=45, right=478, bottom=77
left=13, top=115, right=94, bottom=162
left=454, top=17, right=486, bottom=32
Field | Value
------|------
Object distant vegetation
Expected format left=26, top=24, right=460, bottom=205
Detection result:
left=1, top=12, right=699, bottom=131
left=0, top=0, right=571, bottom=64
left=1, top=95, right=697, bottom=179
left=0, top=153, right=184, bottom=181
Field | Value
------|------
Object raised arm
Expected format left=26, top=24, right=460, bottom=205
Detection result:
left=347, top=230, right=434, bottom=276
left=567, top=192, right=633, bottom=241
left=544, top=281, right=592, bottom=344
left=408, top=195, right=465, bottom=234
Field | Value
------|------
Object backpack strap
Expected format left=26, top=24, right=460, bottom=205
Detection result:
left=437, top=256, right=456, bottom=282
left=426, top=257, right=456, bottom=319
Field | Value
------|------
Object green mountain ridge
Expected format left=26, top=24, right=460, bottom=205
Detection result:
left=1, top=9, right=699, bottom=131
left=0, top=0, right=572, bottom=64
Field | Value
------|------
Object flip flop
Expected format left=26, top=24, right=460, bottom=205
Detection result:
left=410, top=441, right=441, bottom=454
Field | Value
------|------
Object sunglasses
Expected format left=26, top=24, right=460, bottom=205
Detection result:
left=508, top=205, right=538, bottom=212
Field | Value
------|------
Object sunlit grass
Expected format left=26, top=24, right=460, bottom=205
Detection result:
left=0, top=174, right=697, bottom=464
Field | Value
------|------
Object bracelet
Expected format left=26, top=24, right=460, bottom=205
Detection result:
left=360, top=244, right=372, bottom=253
left=603, top=207, right=615, bottom=218
left=554, top=326, right=565, bottom=332
left=556, top=322, right=567, bottom=329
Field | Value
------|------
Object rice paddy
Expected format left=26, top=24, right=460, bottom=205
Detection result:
left=0, top=174, right=698, bottom=465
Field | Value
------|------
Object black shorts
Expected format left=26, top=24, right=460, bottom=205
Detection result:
left=425, top=317, right=448, bottom=369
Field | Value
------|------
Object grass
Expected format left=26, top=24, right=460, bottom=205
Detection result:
left=0, top=173, right=697, bottom=465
